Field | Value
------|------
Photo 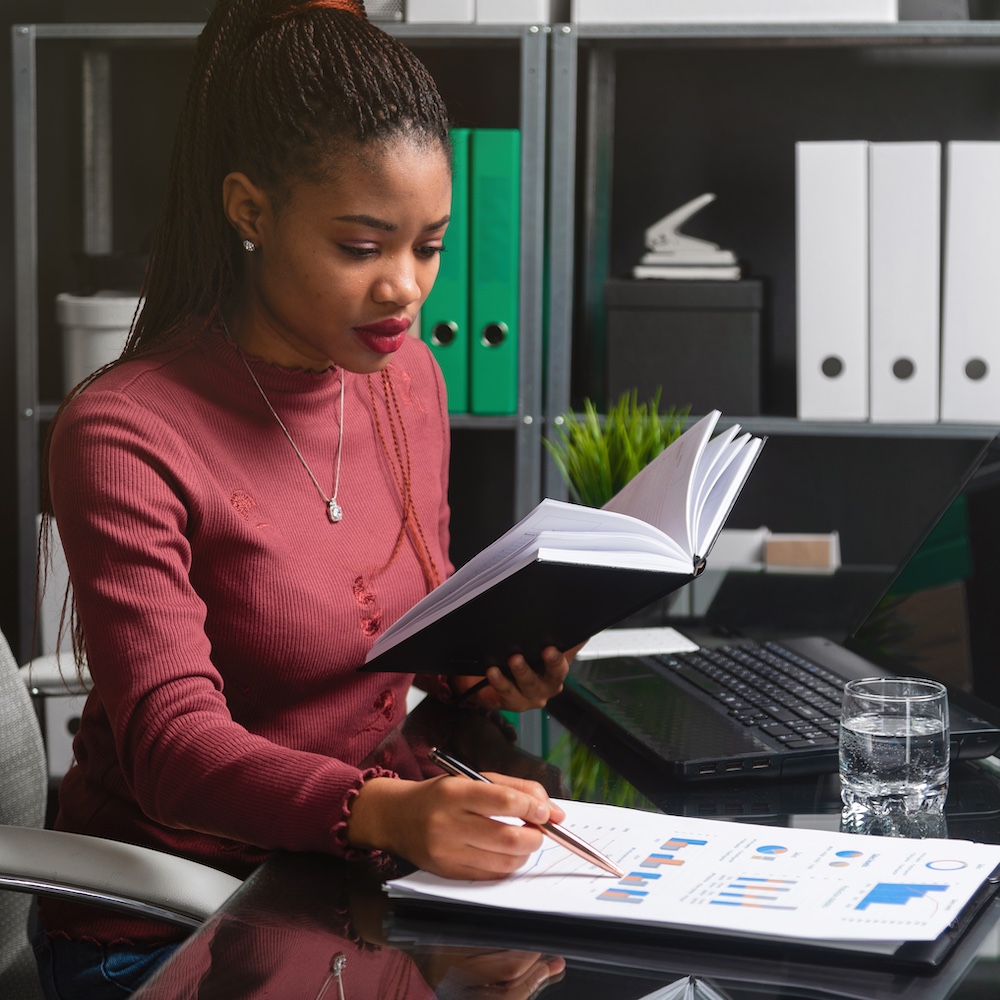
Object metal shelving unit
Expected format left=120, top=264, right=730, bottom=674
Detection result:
left=12, top=21, right=549, bottom=667
left=544, top=20, right=1000, bottom=500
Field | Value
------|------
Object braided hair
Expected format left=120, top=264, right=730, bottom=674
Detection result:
left=132, top=0, right=452, bottom=351
left=39, top=0, right=452, bottom=668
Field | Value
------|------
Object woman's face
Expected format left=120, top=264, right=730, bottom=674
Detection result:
left=230, top=135, right=452, bottom=373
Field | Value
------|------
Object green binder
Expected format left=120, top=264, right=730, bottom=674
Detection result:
left=469, top=128, right=520, bottom=416
left=420, top=128, right=470, bottom=413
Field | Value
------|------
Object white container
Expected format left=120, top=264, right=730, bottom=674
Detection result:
left=56, top=291, right=140, bottom=393
left=571, top=0, right=897, bottom=24
left=476, top=0, right=568, bottom=22
left=407, top=0, right=474, bottom=21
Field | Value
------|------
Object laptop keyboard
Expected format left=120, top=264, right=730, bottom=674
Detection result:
left=656, top=641, right=845, bottom=750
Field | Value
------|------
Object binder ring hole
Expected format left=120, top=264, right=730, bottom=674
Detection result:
left=820, top=355, right=844, bottom=379
left=892, top=358, right=915, bottom=381
left=965, top=358, right=989, bottom=382
left=431, top=321, right=458, bottom=347
left=482, top=323, right=507, bottom=348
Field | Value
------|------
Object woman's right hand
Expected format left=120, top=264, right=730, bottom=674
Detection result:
left=346, top=774, right=565, bottom=880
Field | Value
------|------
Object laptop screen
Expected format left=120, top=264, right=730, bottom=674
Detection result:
left=667, top=433, right=1000, bottom=705
left=848, top=435, right=1000, bottom=707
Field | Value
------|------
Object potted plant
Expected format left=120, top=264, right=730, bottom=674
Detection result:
left=544, top=388, right=689, bottom=508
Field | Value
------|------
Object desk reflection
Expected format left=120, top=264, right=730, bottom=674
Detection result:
left=134, top=851, right=565, bottom=1000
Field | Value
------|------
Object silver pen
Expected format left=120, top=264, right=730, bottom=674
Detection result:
left=428, top=747, right=625, bottom=878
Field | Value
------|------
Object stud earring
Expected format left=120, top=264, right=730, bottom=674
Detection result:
left=242, top=239, right=256, bottom=253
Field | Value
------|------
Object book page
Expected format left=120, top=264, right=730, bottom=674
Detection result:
left=535, top=545, right=691, bottom=573
left=638, top=980, right=731, bottom=1000
left=535, top=530, right=690, bottom=564
left=602, top=411, right=721, bottom=556
left=690, top=425, right=741, bottom=527
left=388, top=799, right=1000, bottom=948
left=693, top=435, right=765, bottom=558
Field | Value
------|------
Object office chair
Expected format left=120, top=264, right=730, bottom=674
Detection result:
left=25, top=514, right=94, bottom=786
left=0, top=628, right=243, bottom=998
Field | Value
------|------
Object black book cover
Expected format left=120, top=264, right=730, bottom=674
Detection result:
left=361, top=557, right=698, bottom=676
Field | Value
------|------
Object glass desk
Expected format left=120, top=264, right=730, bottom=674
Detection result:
left=132, top=697, right=1000, bottom=1000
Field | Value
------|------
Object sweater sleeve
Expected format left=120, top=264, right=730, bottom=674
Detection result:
left=49, top=386, right=391, bottom=860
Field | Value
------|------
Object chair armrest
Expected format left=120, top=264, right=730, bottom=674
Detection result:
left=0, top=825, right=242, bottom=929
left=19, top=655, right=91, bottom=696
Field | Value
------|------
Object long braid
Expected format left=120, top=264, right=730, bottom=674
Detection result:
left=133, top=0, right=259, bottom=349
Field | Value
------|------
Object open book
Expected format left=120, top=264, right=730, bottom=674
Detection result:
left=362, top=410, right=764, bottom=676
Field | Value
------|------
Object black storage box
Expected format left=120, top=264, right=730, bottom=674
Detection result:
left=605, top=278, right=764, bottom=416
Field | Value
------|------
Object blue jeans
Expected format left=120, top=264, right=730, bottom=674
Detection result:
left=32, top=924, right=178, bottom=999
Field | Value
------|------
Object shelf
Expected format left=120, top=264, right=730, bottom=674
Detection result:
left=706, top=416, right=999, bottom=439
left=35, top=404, right=528, bottom=431
left=449, top=414, right=526, bottom=430
left=40, top=400, right=985, bottom=438
left=16, top=21, right=548, bottom=41
left=566, top=20, right=1000, bottom=44
left=14, top=23, right=205, bottom=41
left=551, top=411, right=998, bottom=440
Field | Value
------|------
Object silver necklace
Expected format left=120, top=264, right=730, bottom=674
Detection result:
left=226, top=322, right=346, bottom=524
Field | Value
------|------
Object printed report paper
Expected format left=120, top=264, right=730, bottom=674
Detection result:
left=387, top=799, right=1000, bottom=949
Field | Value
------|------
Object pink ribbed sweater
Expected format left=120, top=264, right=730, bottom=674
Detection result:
left=42, top=323, right=453, bottom=944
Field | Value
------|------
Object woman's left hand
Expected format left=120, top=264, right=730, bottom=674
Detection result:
left=453, top=646, right=574, bottom=712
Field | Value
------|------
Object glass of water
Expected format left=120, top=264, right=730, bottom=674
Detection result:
left=839, top=677, right=950, bottom=833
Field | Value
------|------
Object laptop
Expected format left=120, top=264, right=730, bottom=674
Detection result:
left=559, top=434, right=1000, bottom=782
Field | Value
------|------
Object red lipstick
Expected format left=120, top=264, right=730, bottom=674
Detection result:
left=353, top=317, right=411, bottom=355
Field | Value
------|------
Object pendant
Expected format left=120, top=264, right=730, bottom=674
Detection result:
left=316, top=952, right=346, bottom=1000
left=328, top=500, right=343, bottom=523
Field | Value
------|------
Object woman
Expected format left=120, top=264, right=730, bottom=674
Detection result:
left=35, top=1, right=569, bottom=994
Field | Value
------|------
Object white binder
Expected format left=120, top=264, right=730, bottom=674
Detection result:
left=869, top=142, right=941, bottom=423
left=796, top=141, right=870, bottom=421
left=941, top=142, right=1000, bottom=424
